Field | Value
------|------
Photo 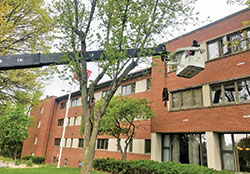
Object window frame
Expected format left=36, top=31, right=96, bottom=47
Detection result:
left=78, top=138, right=84, bottom=148
left=60, top=101, right=66, bottom=109
left=146, top=79, right=151, bottom=91
left=145, top=139, right=151, bottom=154
left=210, top=78, right=250, bottom=105
left=33, top=137, right=38, bottom=145
left=37, top=120, right=41, bottom=128
left=207, top=27, right=250, bottom=60
left=71, top=98, right=79, bottom=108
left=57, top=119, right=64, bottom=127
left=54, top=138, right=61, bottom=146
left=171, top=87, right=203, bottom=109
left=102, top=90, right=108, bottom=98
left=122, top=83, right=136, bottom=96
left=40, top=107, right=44, bottom=114
left=97, top=139, right=109, bottom=150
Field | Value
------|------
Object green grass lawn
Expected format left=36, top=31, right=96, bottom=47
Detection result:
left=0, top=165, right=107, bottom=174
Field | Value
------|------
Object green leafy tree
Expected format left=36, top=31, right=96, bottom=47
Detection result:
left=97, top=96, right=154, bottom=160
left=0, top=0, right=54, bottom=109
left=53, top=0, right=198, bottom=173
left=0, top=104, right=31, bottom=160
left=0, top=0, right=54, bottom=55
left=0, top=69, right=52, bottom=109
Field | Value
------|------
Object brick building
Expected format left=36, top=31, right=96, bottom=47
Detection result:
left=22, top=8, right=250, bottom=172
left=21, top=69, right=152, bottom=168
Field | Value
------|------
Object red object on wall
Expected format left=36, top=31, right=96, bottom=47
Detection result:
left=73, top=70, right=92, bottom=81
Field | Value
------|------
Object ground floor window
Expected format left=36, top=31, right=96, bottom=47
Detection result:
left=220, top=133, right=250, bottom=172
left=78, top=161, right=82, bottom=168
left=64, top=158, right=67, bottom=167
left=162, top=133, right=207, bottom=166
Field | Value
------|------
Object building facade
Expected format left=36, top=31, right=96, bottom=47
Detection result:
left=21, top=69, right=152, bottom=168
left=22, top=8, right=250, bottom=172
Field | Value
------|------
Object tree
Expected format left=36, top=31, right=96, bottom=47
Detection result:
left=0, top=104, right=31, bottom=159
left=97, top=96, right=154, bottom=160
left=53, top=0, right=198, bottom=173
left=0, top=0, right=53, bottom=55
left=0, top=69, right=52, bottom=109
left=0, top=0, right=54, bottom=108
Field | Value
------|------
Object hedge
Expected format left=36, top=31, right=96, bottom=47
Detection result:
left=22, top=156, right=45, bottom=164
left=93, top=158, right=235, bottom=174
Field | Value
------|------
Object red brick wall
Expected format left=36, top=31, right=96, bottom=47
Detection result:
left=21, top=96, right=56, bottom=158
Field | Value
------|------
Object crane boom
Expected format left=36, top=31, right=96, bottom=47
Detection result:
left=0, top=44, right=167, bottom=70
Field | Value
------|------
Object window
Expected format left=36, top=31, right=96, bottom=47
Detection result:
left=73, top=117, right=77, bottom=125
left=40, top=107, right=44, bottom=114
left=58, top=119, right=64, bottom=126
left=71, top=98, right=79, bottom=107
left=53, top=156, right=56, bottom=164
left=97, top=139, right=109, bottom=150
left=162, top=134, right=170, bottom=162
left=102, top=90, right=108, bottom=98
left=37, top=121, right=41, bottom=128
left=55, top=138, right=61, bottom=146
left=208, top=40, right=220, bottom=59
left=207, top=28, right=250, bottom=60
left=146, top=79, right=151, bottom=90
left=60, top=101, right=66, bottom=109
left=78, top=161, right=82, bottom=168
left=129, top=140, right=133, bottom=152
left=220, top=134, right=234, bottom=170
left=68, top=117, right=71, bottom=126
left=70, top=138, right=73, bottom=148
left=78, top=138, right=84, bottom=148
left=33, top=137, right=38, bottom=145
left=162, top=134, right=207, bottom=166
left=211, top=78, right=250, bottom=105
left=122, top=83, right=135, bottom=96
left=64, top=158, right=67, bottom=167
left=171, top=88, right=202, bottom=109
left=145, top=139, right=151, bottom=154
left=64, top=138, right=67, bottom=147
left=237, top=79, right=250, bottom=101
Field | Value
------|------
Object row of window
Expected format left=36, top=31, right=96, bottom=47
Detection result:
left=208, top=28, right=250, bottom=60
left=57, top=117, right=81, bottom=127
left=54, top=138, right=84, bottom=148
left=54, top=138, right=151, bottom=153
left=60, top=98, right=80, bottom=109
left=171, top=77, right=250, bottom=109
left=102, top=79, right=151, bottom=98
left=59, top=79, right=152, bottom=109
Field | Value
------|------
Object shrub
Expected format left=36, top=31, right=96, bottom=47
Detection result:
left=93, top=158, right=235, bottom=174
left=15, top=160, right=20, bottom=165
left=22, top=155, right=33, bottom=161
left=32, top=156, right=45, bottom=164
left=27, top=159, right=33, bottom=167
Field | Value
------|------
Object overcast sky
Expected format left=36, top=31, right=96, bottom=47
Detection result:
left=43, top=0, right=248, bottom=98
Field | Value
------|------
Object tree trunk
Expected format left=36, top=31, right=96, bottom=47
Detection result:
left=81, top=114, right=100, bottom=174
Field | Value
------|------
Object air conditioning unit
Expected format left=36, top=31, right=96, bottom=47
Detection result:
left=169, top=47, right=205, bottom=78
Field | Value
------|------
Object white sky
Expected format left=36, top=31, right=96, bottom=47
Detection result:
left=43, top=0, right=248, bottom=98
